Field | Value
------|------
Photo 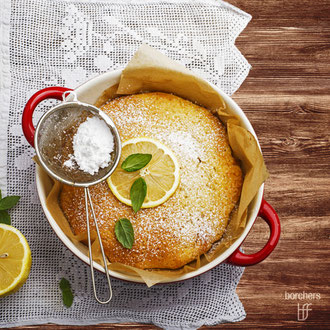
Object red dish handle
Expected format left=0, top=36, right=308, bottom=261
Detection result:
left=227, top=199, right=280, bottom=266
left=22, top=86, right=72, bottom=147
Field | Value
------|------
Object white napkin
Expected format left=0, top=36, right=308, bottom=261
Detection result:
left=0, top=0, right=251, bottom=328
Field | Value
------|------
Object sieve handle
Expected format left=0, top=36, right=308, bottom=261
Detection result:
left=22, top=86, right=72, bottom=147
left=84, top=187, right=113, bottom=304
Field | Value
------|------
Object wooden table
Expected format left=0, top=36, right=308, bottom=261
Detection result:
left=17, top=0, right=330, bottom=329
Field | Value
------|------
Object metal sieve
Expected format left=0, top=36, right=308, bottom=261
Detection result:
left=22, top=89, right=121, bottom=304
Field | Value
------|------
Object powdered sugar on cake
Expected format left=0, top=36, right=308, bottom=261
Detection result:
left=158, top=131, right=201, bottom=161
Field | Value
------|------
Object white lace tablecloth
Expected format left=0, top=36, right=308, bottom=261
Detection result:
left=0, top=0, right=251, bottom=328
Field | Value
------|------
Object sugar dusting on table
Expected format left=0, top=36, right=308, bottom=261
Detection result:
left=64, top=117, right=114, bottom=175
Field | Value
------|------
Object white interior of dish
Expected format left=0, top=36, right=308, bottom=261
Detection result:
left=36, top=69, right=264, bottom=283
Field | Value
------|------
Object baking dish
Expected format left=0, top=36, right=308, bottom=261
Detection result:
left=22, top=69, right=280, bottom=283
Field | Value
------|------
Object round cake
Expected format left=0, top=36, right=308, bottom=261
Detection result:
left=59, top=92, right=243, bottom=269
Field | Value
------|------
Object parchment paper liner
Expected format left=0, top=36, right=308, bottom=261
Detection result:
left=43, top=44, right=268, bottom=287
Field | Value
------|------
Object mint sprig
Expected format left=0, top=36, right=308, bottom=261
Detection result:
left=0, top=196, right=20, bottom=210
left=59, top=278, right=74, bottom=308
left=121, top=153, right=152, bottom=172
left=0, top=210, right=11, bottom=225
left=0, top=189, right=20, bottom=225
left=115, top=218, right=135, bottom=249
left=130, top=177, right=147, bottom=212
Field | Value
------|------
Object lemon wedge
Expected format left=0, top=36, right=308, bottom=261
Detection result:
left=107, top=137, right=180, bottom=208
left=0, top=224, right=32, bottom=297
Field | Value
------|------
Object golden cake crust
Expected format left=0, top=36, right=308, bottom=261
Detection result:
left=59, top=92, right=242, bottom=269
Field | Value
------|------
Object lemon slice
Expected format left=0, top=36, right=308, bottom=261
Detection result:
left=0, top=224, right=32, bottom=297
left=107, top=137, right=180, bottom=208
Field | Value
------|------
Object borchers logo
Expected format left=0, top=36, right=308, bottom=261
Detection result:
left=297, top=303, right=313, bottom=321
left=284, top=291, right=321, bottom=321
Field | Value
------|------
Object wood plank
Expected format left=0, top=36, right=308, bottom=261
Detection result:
left=229, top=0, right=330, bottom=22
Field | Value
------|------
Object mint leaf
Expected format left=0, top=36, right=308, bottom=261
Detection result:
left=121, top=153, right=152, bottom=172
left=115, top=218, right=134, bottom=249
left=130, top=177, right=147, bottom=212
left=59, top=278, right=74, bottom=308
left=0, top=210, right=10, bottom=225
left=0, top=196, right=20, bottom=210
